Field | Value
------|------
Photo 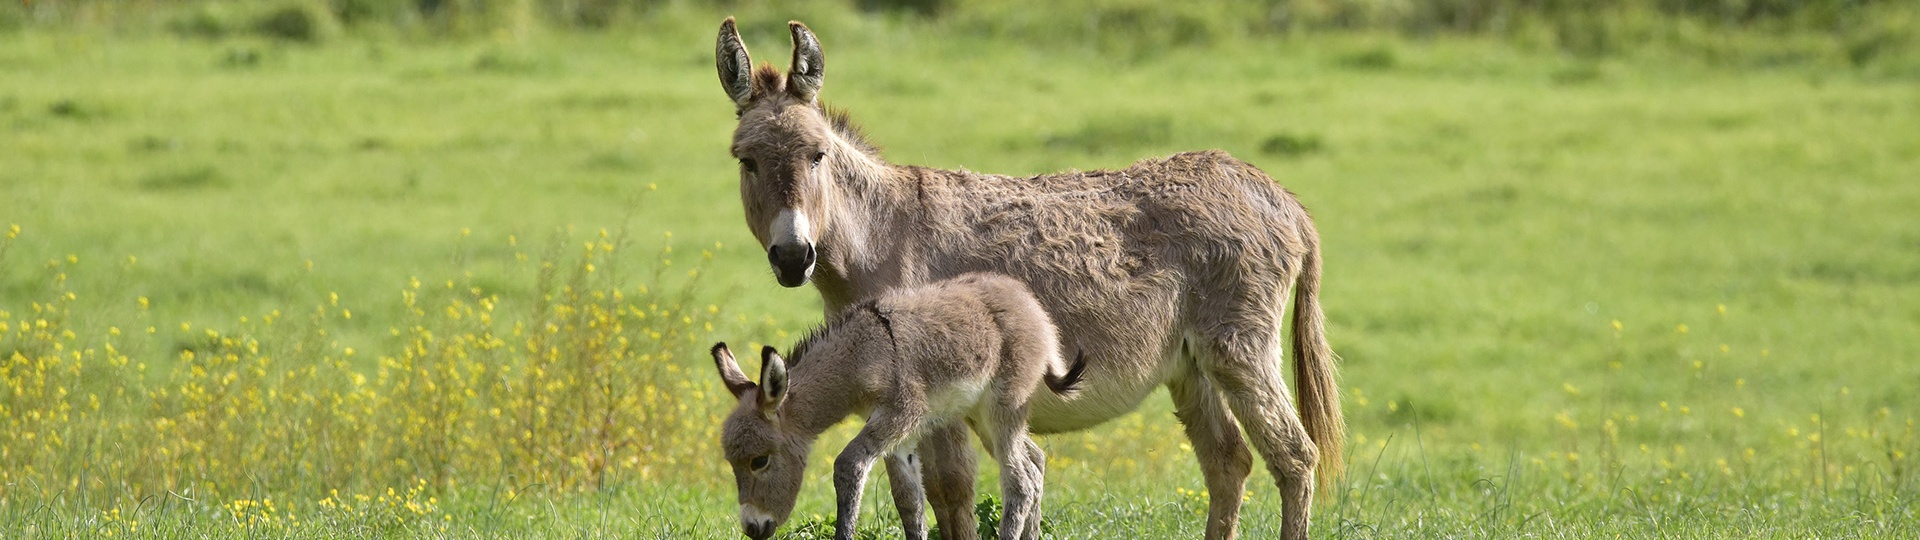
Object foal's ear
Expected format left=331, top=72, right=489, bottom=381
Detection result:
left=786, top=21, right=824, bottom=103
left=716, top=17, right=755, bottom=110
left=758, top=346, right=790, bottom=415
left=711, top=342, right=756, bottom=399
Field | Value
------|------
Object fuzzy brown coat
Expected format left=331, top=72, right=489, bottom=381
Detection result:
left=711, top=273, right=1083, bottom=540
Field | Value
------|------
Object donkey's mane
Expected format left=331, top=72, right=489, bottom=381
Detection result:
left=823, top=105, right=881, bottom=156
left=748, top=62, right=879, bottom=157
left=751, top=64, right=785, bottom=96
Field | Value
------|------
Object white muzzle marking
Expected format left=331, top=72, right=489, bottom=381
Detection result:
left=770, top=208, right=813, bottom=249
left=741, top=502, right=775, bottom=524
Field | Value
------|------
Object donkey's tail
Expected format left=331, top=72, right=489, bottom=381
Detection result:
left=1044, top=350, right=1090, bottom=398
left=1292, top=222, right=1346, bottom=487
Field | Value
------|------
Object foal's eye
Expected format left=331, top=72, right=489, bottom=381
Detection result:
left=810, top=152, right=826, bottom=167
left=740, top=158, right=758, bottom=174
left=749, top=455, right=771, bottom=471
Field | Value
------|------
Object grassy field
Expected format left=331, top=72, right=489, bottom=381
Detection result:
left=3, top=6, right=1920, bottom=538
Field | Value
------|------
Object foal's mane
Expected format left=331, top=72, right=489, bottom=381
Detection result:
left=784, top=325, right=831, bottom=369
left=783, top=299, right=885, bottom=368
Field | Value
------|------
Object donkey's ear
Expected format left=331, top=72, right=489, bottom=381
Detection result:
left=758, top=346, right=790, bottom=415
left=716, top=17, right=755, bottom=110
left=785, top=21, right=824, bottom=103
left=711, top=342, right=756, bottom=399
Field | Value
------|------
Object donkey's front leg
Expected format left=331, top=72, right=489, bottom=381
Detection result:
left=834, top=414, right=915, bottom=540
left=883, top=445, right=928, bottom=540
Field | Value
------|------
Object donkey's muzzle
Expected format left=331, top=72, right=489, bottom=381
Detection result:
left=767, top=243, right=815, bottom=288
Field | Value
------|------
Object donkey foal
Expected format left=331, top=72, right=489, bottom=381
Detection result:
left=711, top=273, right=1086, bottom=540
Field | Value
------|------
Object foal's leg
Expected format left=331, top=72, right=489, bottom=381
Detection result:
left=883, top=445, right=928, bottom=540
left=1195, top=328, right=1318, bottom=540
left=1169, top=368, right=1255, bottom=540
left=976, top=417, right=1041, bottom=540
left=834, top=412, right=918, bottom=540
left=919, top=421, right=980, bottom=540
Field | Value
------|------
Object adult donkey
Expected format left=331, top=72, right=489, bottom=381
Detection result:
left=714, top=18, right=1344, bottom=540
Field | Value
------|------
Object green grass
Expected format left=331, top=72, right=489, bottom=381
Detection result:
left=3, top=8, right=1919, bottom=539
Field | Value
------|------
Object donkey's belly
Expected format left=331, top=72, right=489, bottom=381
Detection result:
left=1024, top=364, right=1172, bottom=434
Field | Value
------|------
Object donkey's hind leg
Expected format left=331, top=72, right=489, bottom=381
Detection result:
left=1169, top=365, right=1255, bottom=540
left=884, top=444, right=928, bottom=540
left=919, top=421, right=980, bottom=540
left=1193, top=327, right=1318, bottom=540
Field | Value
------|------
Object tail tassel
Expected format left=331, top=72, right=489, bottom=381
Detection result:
left=1045, top=350, right=1089, bottom=397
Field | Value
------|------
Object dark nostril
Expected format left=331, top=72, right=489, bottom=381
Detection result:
left=768, top=244, right=816, bottom=287
left=768, top=244, right=816, bottom=267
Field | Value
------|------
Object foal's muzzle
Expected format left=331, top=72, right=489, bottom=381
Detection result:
left=742, top=519, right=775, bottom=540
left=767, top=243, right=815, bottom=288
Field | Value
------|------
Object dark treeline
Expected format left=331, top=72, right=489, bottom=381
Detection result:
left=4, top=0, right=1916, bottom=62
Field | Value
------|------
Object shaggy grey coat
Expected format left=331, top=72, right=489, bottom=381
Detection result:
left=714, top=18, right=1344, bottom=540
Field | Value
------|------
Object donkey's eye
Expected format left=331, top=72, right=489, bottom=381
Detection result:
left=749, top=455, right=771, bottom=471
left=740, top=158, right=758, bottom=174
left=810, top=152, right=826, bottom=167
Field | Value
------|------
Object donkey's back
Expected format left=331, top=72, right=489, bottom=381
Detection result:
left=923, top=150, right=1314, bottom=286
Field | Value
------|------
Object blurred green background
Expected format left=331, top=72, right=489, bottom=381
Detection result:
left=2, top=0, right=1918, bottom=537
